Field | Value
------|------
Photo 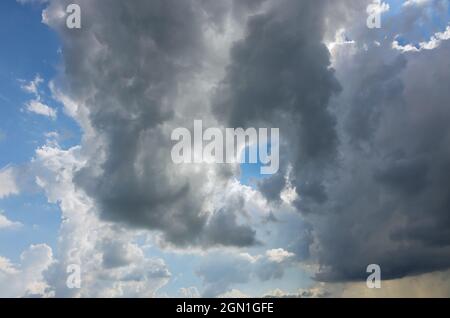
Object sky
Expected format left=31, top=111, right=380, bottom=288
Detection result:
left=1, top=0, right=450, bottom=298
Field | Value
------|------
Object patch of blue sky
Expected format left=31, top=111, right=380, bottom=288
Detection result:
left=0, top=192, right=61, bottom=262
left=430, top=1, right=450, bottom=29
left=384, top=0, right=405, bottom=17
left=417, top=5, right=449, bottom=38
left=384, top=0, right=450, bottom=43
left=239, top=143, right=273, bottom=187
left=0, top=0, right=81, bottom=167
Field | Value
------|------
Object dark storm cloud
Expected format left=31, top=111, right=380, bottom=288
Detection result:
left=344, top=55, right=407, bottom=147
left=198, top=0, right=267, bottom=30
left=257, top=173, right=285, bottom=203
left=214, top=0, right=450, bottom=283
left=309, top=23, right=450, bottom=281
left=213, top=0, right=341, bottom=210
left=45, top=0, right=257, bottom=248
left=205, top=207, right=259, bottom=247
left=312, top=15, right=450, bottom=281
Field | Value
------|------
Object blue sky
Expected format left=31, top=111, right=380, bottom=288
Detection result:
left=0, top=0, right=58, bottom=166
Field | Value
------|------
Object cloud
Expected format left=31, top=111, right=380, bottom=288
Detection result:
left=197, top=248, right=294, bottom=297
left=403, top=0, right=432, bottom=7
left=265, top=269, right=450, bottom=298
left=219, top=289, right=249, bottom=298
left=20, top=75, right=43, bottom=95
left=41, top=0, right=259, bottom=248
left=0, top=244, right=54, bottom=297
left=21, top=75, right=57, bottom=119
left=13, top=0, right=450, bottom=296
left=292, top=2, right=450, bottom=283
left=25, top=100, right=57, bottom=119
left=0, top=166, right=19, bottom=199
left=263, top=286, right=331, bottom=298
left=212, top=0, right=342, bottom=214
left=338, top=269, right=450, bottom=297
left=31, top=141, right=172, bottom=297
left=298, top=269, right=450, bottom=298
left=179, top=286, right=201, bottom=298
left=209, top=0, right=450, bottom=286
left=392, top=25, right=450, bottom=52
left=265, top=248, right=294, bottom=263
left=0, top=211, right=22, bottom=229
left=203, top=198, right=258, bottom=247
left=197, top=252, right=254, bottom=297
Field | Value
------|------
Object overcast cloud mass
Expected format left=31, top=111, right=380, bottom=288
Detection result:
left=1, top=0, right=450, bottom=297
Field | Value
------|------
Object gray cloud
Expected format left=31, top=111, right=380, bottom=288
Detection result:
left=306, top=4, right=450, bottom=282
left=212, top=0, right=450, bottom=283
left=197, top=253, right=253, bottom=297
left=213, top=0, right=341, bottom=212
left=44, top=0, right=258, bottom=248
left=205, top=205, right=259, bottom=248
left=197, top=249, right=293, bottom=297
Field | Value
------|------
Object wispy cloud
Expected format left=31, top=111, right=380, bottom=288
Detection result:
left=20, top=75, right=57, bottom=119
left=0, top=166, right=19, bottom=199
left=25, top=100, right=57, bottom=119
left=20, top=74, right=43, bottom=95
left=0, top=211, right=22, bottom=230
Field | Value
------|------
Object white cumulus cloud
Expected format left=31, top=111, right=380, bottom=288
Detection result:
left=0, top=244, right=54, bottom=297
left=25, top=100, right=57, bottom=119
left=0, top=166, right=19, bottom=199
left=0, top=211, right=22, bottom=230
